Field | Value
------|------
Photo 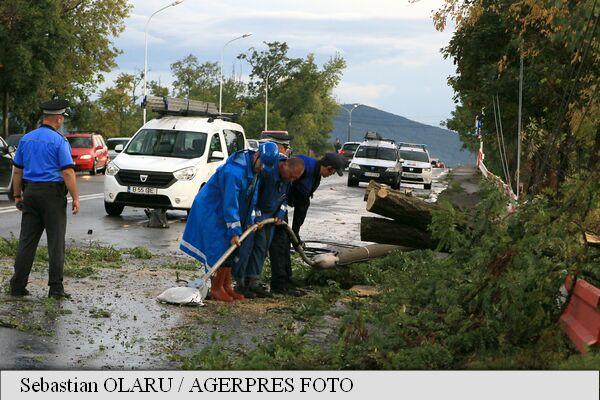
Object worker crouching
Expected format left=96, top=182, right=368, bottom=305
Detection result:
left=180, top=142, right=279, bottom=302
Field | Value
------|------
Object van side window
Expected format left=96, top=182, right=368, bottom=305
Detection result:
left=208, top=133, right=223, bottom=162
left=223, top=130, right=245, bottom=154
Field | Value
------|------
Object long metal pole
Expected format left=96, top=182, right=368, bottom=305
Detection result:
left=264, top=74, right=269, bottom=131
left=219, top=33, right=251, bottom=114
left=143, top=1, right=184, bottom=125
left=348, top=109, right=352, bottom=142
left=516, top=52, right=524, bottom=199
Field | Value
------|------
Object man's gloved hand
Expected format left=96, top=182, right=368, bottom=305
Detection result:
left=231, top=235, right=241, bottom=247
left=274, top=218, right=283, bottom=226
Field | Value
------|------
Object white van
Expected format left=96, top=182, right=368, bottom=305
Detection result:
left=103, top=98, right=246, bottom=216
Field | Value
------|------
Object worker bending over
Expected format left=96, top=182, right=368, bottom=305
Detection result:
left=180, top=142, right=279, bottom=302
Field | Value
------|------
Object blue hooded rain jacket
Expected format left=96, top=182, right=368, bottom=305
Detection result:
left=180, top=150, right=260, bottom=271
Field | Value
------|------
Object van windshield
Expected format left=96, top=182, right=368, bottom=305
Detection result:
left=125, top=129, right=208, bottom=159
left=355, top=146, right=397, bottom=161
left=400, top=150, right=429, bottom=163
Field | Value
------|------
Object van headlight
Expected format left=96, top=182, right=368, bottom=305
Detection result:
left=349, top=163, right=360, bottom=169
left=174, top=167, right=197, bottom=181
left=386, top=166, right=400, bottom=173
left=423, top=167, right=431, bottom=172
left=105, top=162, right=119, bottom=176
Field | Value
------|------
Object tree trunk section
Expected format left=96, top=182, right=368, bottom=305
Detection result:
left=360, top=217, right=436, bottom=249
left=366, top=187, right=436, bottom=231
left=363, top=180, right=412, bottom=201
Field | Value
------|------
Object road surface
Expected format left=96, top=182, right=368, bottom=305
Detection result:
left=0, top=169, right=448, bottom=253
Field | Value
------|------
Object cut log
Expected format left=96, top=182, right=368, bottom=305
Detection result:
left=363, top=180, right=383, bottom=201
left=363, top=180, right=412, bottom=201
left=360, top=216, right=437, bottom=249
left=366, top=187, right=437, bottom=231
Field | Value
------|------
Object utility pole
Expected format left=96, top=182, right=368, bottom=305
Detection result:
left=143, top=0, right=184, bottom=125
left=219, top=33, right=251, bottom=114
left=340, top=104, right=360, bottom=142
left=516, top=52, right=524, bottom=199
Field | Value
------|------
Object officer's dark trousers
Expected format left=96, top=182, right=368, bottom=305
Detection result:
left=10, top=182, right=67, bottom=291
left=269, top=224, right=292, bottom=290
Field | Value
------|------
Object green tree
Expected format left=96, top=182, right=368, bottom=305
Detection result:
left=0, top=0, right=130, bottom=136
left=435, top=0, right=599, bottom=193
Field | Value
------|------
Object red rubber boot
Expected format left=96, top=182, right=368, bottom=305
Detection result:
left=223, top=267, right=245, bottom=301
left=210, top=268, right=233, bottom=302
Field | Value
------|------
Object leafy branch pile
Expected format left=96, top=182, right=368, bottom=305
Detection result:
left=176, top=177, right=599, bottom=370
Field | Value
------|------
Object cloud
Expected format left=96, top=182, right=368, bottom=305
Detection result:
left=333, top=82, right=396, bottom=107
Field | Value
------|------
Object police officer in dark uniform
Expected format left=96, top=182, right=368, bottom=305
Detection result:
left=9, top=99, right=80, bottom=299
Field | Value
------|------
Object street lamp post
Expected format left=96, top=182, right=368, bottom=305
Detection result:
left=143, top=0, right=184, bottom=124
left=219, top=33, right=251, bottom=114
left=340, top=104, right=360, bottom=142
left=264, top=62, right=282, bottom=131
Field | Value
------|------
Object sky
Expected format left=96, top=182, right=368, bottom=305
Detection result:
left=109, top=0, right=457, bottom=128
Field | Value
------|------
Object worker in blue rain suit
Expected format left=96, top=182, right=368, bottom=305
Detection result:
left=180, top=142, right=279, bottom=302
left=233, top=152, right=305, bottom=298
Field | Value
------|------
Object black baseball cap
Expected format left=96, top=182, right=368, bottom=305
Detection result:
left=321, top=152, right=345, bottom=176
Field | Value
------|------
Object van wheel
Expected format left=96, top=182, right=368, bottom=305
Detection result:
left=347, top=176, right=359, bottom=187
left=424, top=183, right=432, bottom=190
left=104, top=201, right=124, bottom=216
left=391, top=177, right=400, bottom=190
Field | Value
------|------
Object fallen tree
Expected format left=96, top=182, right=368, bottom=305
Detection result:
left=363, top=180, right=412, bottom=201
left=360, top=216, right=437, bottom=249
left=366, top=187, right=437, bottom=231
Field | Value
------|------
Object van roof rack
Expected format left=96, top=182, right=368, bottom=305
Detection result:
left=364, top=131, right=395, bottom=144
left=398, top=142, right=428, bottom=151
left=142, top=95, right=238, bottom=121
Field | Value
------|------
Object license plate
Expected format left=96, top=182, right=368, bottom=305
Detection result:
left=364, top=172, right=380, bottom=177
left=128, top=186, right=158, bottom=195
left=403, top=172, right=421, bottom=178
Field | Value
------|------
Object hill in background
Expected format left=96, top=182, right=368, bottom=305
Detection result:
left=330, top=104, right=474, bottom=167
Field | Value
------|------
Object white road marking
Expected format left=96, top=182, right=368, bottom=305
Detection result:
left=0, top=193, right=104, bottom=214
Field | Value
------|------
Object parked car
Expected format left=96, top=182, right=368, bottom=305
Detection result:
left=0, top=137, right=15, bottom=201
left=347, top=132, right=402, bottom=189
left=107, top=137, right=131, bottom=160
left=338, top=141, right=361, bottom=167
left=103, top=105, right=248, bottom=217
left=65, top=132, right=109, bottom=175
left=6, top=134, right=24, bottom=148
left=398, top=142, right=433, bottom=190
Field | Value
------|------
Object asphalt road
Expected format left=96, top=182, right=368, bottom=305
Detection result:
left=0, top=169, right=448, bottom=253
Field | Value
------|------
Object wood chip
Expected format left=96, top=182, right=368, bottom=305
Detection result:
left=349, top=285, right=381, bottom=297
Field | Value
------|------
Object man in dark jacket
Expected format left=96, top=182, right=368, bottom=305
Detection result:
left=270, top=152, right=345, bottom=294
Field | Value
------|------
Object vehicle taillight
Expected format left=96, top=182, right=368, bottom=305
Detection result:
left=339, top=150, right=345, bottom=155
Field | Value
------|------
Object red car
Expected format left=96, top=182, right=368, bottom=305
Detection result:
left=66, top=132, right=109, bottom=175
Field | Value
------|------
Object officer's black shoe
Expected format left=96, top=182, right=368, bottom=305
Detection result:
left=48, top=290, right=71, bottom=300
left=10, top=287, right=30, bottom=297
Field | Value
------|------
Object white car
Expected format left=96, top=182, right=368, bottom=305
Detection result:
left=103, top=115, right=247, bottom=216
left=398, top=143, right=433, bottom=190
left=347, top=132, right=402, bottom=189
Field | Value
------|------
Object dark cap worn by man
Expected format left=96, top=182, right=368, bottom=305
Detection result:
left=320, top=152, right=345, bottom=176
left=9, top=99, right=80, bottom=299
